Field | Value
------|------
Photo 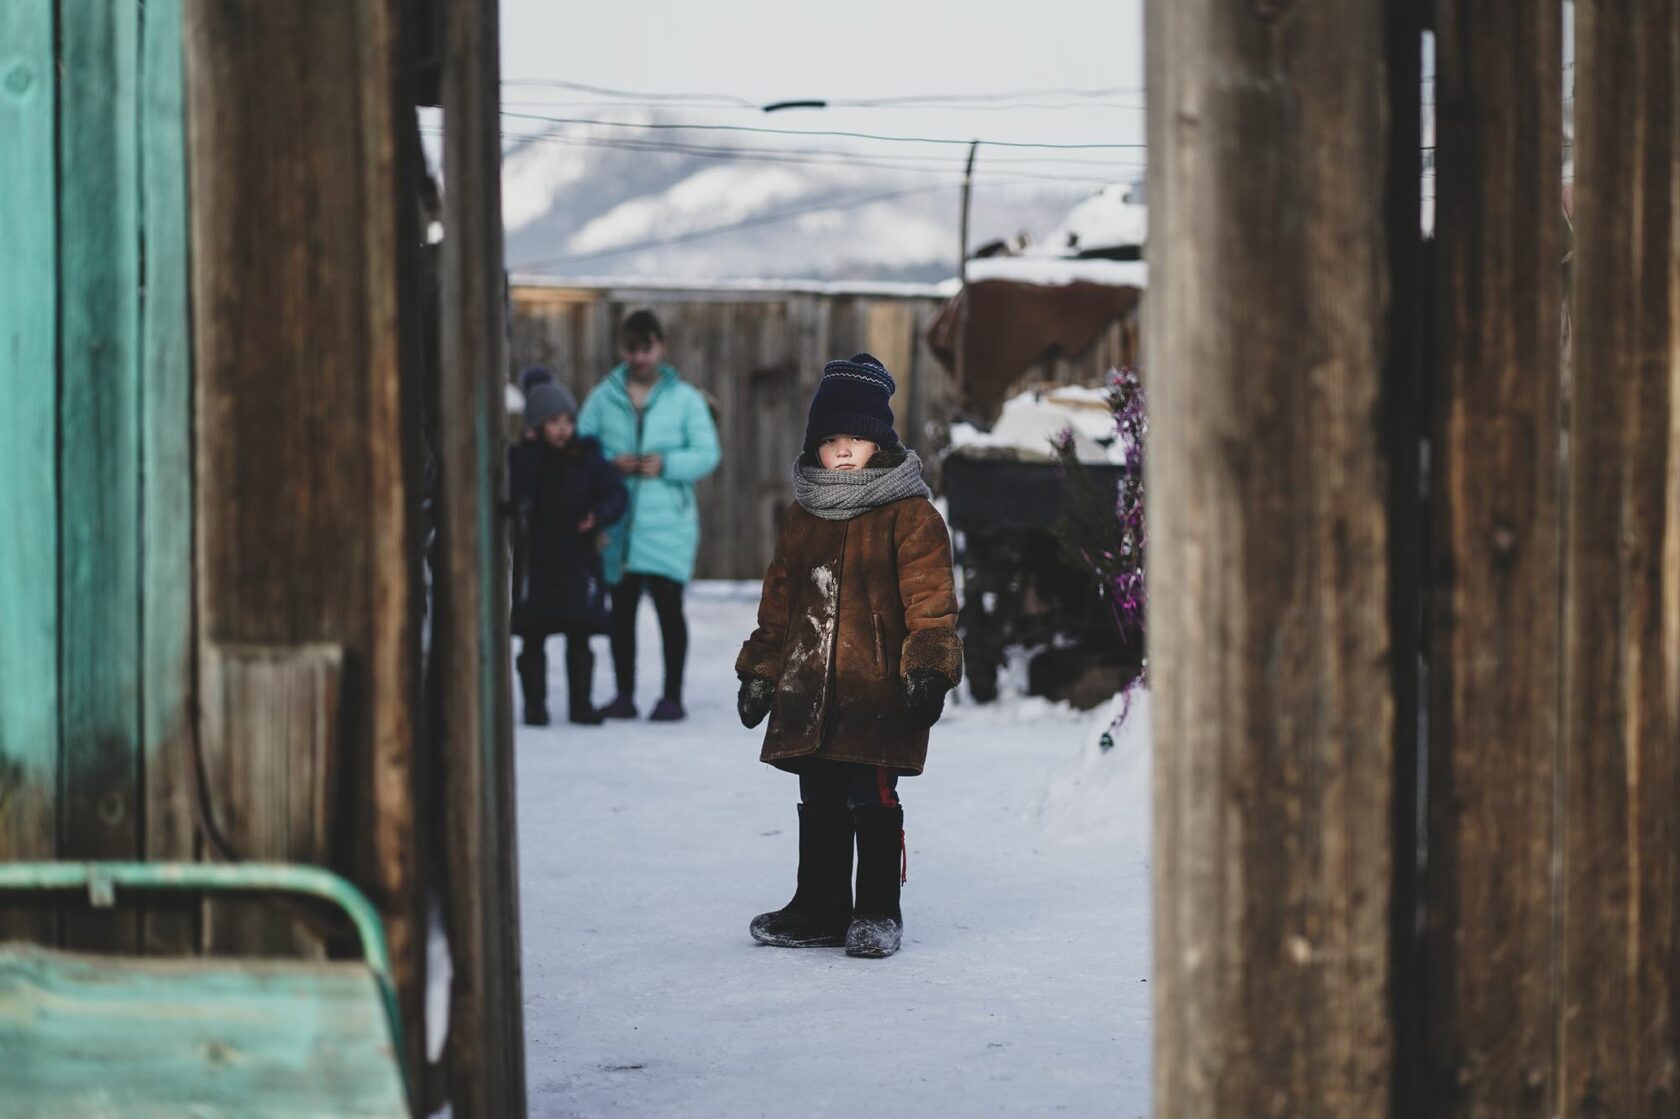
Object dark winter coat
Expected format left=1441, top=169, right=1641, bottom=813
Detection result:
left=736, top=497, right=963, bottom=776
left=509, top=435, right=628, bottom=634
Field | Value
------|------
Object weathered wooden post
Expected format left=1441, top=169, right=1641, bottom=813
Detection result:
left=1425, top=4, right=1564, bottom=1116
left=183, top=0, right=427, bottom=1088
left=1146, top=2, right=1396, bottom=1113
left=1563, top=3, right=1680, bottom=1114
left=436, top=0, right=530, bottom=1113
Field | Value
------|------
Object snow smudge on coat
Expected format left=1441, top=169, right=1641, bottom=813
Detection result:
left=780, top=563, right=838, bottom=739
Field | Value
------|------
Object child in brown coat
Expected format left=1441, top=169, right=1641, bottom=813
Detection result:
left=736, top=353, right=963, bottom=958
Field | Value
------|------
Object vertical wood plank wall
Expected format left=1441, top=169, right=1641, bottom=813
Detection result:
left=182, top=0, right=425, bottom=1090
left=138, top=0, right=199, bottom=957
left=508, top=284, right=1137, bottom=580
left=0, top=0, right=61, bottom=945
left=57, top=0, right=144, bottom=954
left=1426, top=4, right=1564, bottom=1116
left=1564, top=3, right=1680, bottom=1114
left=1146, top=1, right=1395, bottom=1114
left=0, top=1, right=194, bottom=953
left=1144, top=3, right=1680, bottom=1115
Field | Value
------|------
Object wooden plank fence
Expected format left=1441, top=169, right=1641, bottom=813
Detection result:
left=509, top=281, right=1138, bottom=580
left=0, top=0, right=62, bottom=948
left=1149, top=2, right=1680, bottom=1116
left=1426, top=4, right=1564, bottom=1116
left=1, top=2, right=528, bottom=1115
left=0, top=1, right=196, bottom=956
left=1147, top=1, right=1395, bottom=1112
left=1565, top=2, right=1680, bottom=1113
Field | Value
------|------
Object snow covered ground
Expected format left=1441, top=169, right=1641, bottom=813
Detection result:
left=516, top=582, right=1152, bottom=1118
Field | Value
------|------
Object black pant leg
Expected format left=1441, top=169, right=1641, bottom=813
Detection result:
left=843, top=764, right=901, bottom=810
left=609, top=574, right=643, bottom=698
left=798, top=761, right=850, bottom=810
left=563, top=629, right=596, bottom=715
left=515, top=629, right=551, bottom=718
left=646, top=575, right=689, bottom=702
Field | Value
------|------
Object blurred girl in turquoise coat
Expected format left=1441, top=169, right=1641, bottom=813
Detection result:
left=577, top=310, right=721, bottom=722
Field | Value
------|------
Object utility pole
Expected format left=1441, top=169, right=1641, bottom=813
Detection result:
left=958, top=139, right=979, bottom=285
left=954, top=139, right=979, bottom=406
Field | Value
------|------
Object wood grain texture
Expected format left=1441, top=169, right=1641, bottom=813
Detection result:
left=182, top=0, right=424, bottom=1083
left=1146, top=2, right=1394, bottom=1114
left=138, top=0, right=200, bottom=957
left=1563, top=3, right=1680, bottom=1115
left=353, top=0, right=429, bottom=1087
left=1426, top=5, right=1564, bottom=1115
left=0, top=946, right=407, bottom=1118
left=198, top=644, right=344, bottom=958
left=0, top=0, right=61, bottom=945
left=438, top=0, right=528, bottom=1113
left=57, top=0, right=144, bottom=953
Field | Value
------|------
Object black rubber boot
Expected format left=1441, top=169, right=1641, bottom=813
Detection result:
left=565, top=638, right=604, bottom=725
left=750, top=802, right=854, bottom=947
left=517, top=641, right=550, bottom=727
left=847, top=804, right=904, bottom=958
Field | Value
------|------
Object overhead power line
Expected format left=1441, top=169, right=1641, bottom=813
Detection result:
left=502, top=96, right=1146, bottom=113
left=500, top=78, right=1147, bottom=105
left=475, top=126, right=1143, bottom=184
left=498, top=111, right=1146, bottom=151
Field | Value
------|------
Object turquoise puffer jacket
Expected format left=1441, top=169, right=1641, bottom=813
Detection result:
left=576, top=364, right=721, bottom=585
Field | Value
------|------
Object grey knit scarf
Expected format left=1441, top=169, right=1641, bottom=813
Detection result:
left=792, top=451, right=933, bottom=520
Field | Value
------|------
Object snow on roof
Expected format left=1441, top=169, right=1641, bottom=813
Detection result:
left=963, top=257, right=1147, bottom=288
left=508, top=274, right=956, bottom=299
left=1026, top=181, right=1148, bottom=259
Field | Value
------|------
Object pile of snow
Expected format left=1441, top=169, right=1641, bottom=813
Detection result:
left=1035, top=687, right=1152, bottom=852
left=948, top=382, right=1130, bottom=464
left=964, top=256, right=1148, bottom=288
left=1027, top=180, right=1148, bottom=259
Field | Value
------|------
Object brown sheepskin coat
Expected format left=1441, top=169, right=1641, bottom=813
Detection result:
left=736, top=496, right=963, bottom=775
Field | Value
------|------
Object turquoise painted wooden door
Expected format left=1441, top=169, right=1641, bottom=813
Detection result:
left=0, top=0, right=194, bottom=950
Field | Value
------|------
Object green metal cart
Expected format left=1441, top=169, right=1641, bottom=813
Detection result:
left=0, top=862, right=411, bottom=1118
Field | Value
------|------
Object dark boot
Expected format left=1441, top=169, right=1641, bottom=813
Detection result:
left=750, top=802, right=854, bottom=947
left=847, top=804, right=904, bottom=958
left=517, top=641, right=549, bottom=727
left=565, top=637, right=604, bottom=725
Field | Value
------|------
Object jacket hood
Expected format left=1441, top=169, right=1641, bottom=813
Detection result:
left=606, top=362, right=680, bottom=393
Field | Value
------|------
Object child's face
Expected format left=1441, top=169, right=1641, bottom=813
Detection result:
left=621, top=336, right=666, bottom=379
left=540, top=412, right=575, bottom=448
left=818, top=434, right=878, bottom=471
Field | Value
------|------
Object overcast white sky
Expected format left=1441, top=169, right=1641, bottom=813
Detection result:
left=498, top=0, right=1147, bottom=185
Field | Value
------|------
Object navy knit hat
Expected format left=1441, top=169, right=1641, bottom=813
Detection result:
left=519, top=364, right=556, bottom=395
left=525, top=381, right=577, bottom=429
left=803, top=352, right=899, bottom=455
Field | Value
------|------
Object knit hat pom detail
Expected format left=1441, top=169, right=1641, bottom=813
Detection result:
left=820, top=352, right=898, bottom=396
left=805, top=353, right=899, bottom=454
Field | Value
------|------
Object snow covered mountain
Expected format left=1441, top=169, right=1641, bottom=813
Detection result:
left=499, top=117, right=1100, bottom=283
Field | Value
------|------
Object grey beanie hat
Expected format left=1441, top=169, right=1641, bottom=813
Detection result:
left=524, top=381, right=576, bottom=429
